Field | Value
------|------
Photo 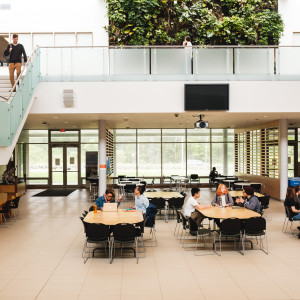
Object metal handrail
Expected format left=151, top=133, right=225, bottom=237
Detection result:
left=0, top=47, right=38, bottom=102
left=38, top=45, right=300, bottom=49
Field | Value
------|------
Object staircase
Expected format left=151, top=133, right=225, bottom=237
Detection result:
left=0, top=75, right=15, bottom=101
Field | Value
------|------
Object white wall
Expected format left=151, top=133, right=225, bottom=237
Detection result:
left=279, top=0, right=300, bottom=45
left=30, top=81, right=300, bottom=114
left=0, top=0, right=108, bottom=45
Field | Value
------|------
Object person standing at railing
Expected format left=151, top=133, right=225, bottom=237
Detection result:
left=182, top=36, right=192, bottom=47
left=182, top=36, right=193, bottom=74
left=3, top=34, right=27, bottom=91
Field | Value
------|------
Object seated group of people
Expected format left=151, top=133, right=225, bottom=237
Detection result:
left=95, top=186, right=149, bottom=214
left=183, top=184, right=261, bottom=226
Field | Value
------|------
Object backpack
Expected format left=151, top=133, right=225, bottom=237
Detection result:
left=145, top=203, right=157, bottom=227
left=3, top=44, right=12, bottom=63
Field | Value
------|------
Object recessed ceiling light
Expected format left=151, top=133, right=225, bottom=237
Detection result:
left=64, top=121, right=68, bottom=124
left=53, top=116, right=59, bottom=119
left=72, top=126, right=77, bottom=128
left=264, top=115, right=268, bottom=118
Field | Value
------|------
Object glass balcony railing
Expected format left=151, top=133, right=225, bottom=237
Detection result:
left=0, top=48, right=40, bottom=146
left=39, top=45, right=300, bottom=81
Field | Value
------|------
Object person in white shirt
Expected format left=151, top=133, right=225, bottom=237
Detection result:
left=211, top=184, right=234, bottom=207
left=183, top=187, right=210, bottom=225
left=182, top=36, right=192, bottom=47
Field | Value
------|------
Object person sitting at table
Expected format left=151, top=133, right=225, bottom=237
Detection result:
left=294, top=185, right=300, bottom=205
left=209, top=167, right=218, bottom=183
left=284, top=187, right=300, bottom=220
left=95, top=188, right=122, bottom=211
left=235, top=186, right=261, bottom=213
left=132, top=186, right=149, bottom=214
left=182, top=187, right=210, bottom=225
left=211, top=184, right=234, bottom=207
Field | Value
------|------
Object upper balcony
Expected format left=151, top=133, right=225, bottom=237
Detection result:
left=39, top=45, right=300, bottom=82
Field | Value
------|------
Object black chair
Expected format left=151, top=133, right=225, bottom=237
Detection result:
left=149, top=198, right=165, bottom=216
left=179, top=211, right=189, bottom=243
left=0, top=200, right=13, bottom=226
left=144, top=211, right=158, bottom=247
left=282, top=205, right=295, bottom=233
left=213, top=218, right=243, bottom=256
left=147, top=189, right=157, bottom=192
left=168, top=197, right=184, bottom=219
left=260, top=195, right=270, bottom=217
left=82, top=210, right=88, bottom=218
left=250, top=183, right=262, bottom=193
left=124, top=184, right=136, bottom=194
left=242, top=217, right=268, bottom=254
left=190, top=174, right=200, bottom=186
left=186, top=217, right=213, bottom=255
left=118, top=175, right=126, bottom=183
left=180, top=191, right=187, bottom=198
left=111, top=223, right=139, bottom=264
left=174, top=207, right=182, bottom=237
left=82, top=221, right=111, bottom=263
left=11, top=196, right=21, bottom=219
left=89, top=205, right=94, bottom=212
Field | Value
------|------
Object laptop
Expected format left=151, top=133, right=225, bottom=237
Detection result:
left=103, top=202, right=118, bottom=212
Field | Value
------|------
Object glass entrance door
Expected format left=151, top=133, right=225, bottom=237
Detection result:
left=51, top=145, right=79, bottom=187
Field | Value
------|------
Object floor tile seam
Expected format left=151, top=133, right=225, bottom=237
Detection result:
left=34, top=230, right=83, bottom=300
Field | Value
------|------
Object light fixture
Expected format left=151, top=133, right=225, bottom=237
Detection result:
left=194, top=115, right=209, bottom=129
left=42, top=122, right=48, bottom=125
left=64, top=121, right=68, bottom=124
left=53, top=116, right=59, bottom=119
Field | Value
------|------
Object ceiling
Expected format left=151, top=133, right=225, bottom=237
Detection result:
left=24, top=112, right=300, bottom=130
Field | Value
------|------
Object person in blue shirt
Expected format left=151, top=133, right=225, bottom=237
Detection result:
left=95, top=188, right=122, bottom=210
left=132, top=186, right=149, bottom=214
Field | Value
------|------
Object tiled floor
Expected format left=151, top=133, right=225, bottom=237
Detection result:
left=0, top=188, right=300, bottom=300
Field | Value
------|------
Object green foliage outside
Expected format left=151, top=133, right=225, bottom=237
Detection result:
left=105, top=0, right=284, bottom=45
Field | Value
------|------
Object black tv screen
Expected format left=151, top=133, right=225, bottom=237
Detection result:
left=184, top=84, right=229, bottom=111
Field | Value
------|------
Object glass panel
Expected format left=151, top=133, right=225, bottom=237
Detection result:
left=16, top=144, right=24, bottom=178
left=81, top=129, right=98, bottom=143
left=162, top=143, right=186, bottom=176
left=277, top=47, right=300, bottom=75
left=52, top=147, right=63, bottom=185
left=115, top=129, right=136, bottom=143
left=193, top=48, right=233, bottom=74
left=55, top=33, right=75, bottom=46
left=33, top=33, right=53, bottom=47
left=187, top=143, right=210, bottom=177
left=67, top=147, right=78, bottom=185
left=28, top=144, right=49, bottom=178
left=0, top=101, right=11, bottom=146
left=236, top=48, right=273, bottom=75
left=211, top=129, right=225, bottom=142
left=211, top=143, right=235, bottom=176
left=288, top=129, right=296, bottom=140
left=10, top=91, right=23, bottom=142
left=27, top=179, right=48, bottom=185
left=50, top=130, right=79, bottom=142
left=187, top=129, right=210, bottom=142
left=115, top=144, right=136, bottom=176
left=162, top=129, right=185, bottom=142
left=288, top=145, right=294, bottom=178
left=137, top=143, right=161, bottom=176
left=17, top=33, right=32, bottom=56
left=77, top=33, right=93, bottom=46
left=110, top=48, right=150, bottom=75
left=19, top=130, right=48, bottom=143
left=81, top=144, right=98, bottom=178
left=152, top=48, right=191, bottom=75
left=137, top=129, right=161, bottom=142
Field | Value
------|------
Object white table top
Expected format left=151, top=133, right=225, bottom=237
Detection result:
left=223, top=179, right=236, bottom=182
left=171, top=176, right=189, bottom=181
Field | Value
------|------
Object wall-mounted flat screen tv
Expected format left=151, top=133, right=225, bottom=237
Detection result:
left=184, top=84, right=229, bottom=111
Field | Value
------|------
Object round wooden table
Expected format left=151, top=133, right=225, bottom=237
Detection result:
left=197, top=206, right=261, bottom=220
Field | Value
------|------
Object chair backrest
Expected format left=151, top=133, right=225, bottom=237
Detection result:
left=174, top=207, right=181, bottom=223
left=149, top=198, right=165, bottom=209
left=220, top=218, right=241, bottom=235
left=147, top=189, right=157, bottom=192
left=89, top=205, right=94, bottom=211
left=285, top=205, right=294, bottom=221
left=190, top=174, right=198, bottom=180
left=244, top=217, right=266, bottom=232
left=125, top=184, right=136, bottom=193
left=188, top=217, right=198, bottom=232
left=168, top=197, right=184, bottom=209
left=260, top=195, right=270, bottom=209
left=1, top=200, right=11, bottom=213
left=179, top=211, right=188, bottom=228
left=83, top=221, right=110, bottom=240
left=180, top=191, right=187, bottom=198
left=250, top=183, right=261, bottom=193
left=113, top=223, right=137, bottom=241
left=12, top=197, right=20, bottom=208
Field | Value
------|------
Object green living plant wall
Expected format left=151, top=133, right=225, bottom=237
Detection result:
left=105, top=0, right=284, bottom=45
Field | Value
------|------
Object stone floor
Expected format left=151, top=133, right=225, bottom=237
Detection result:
left=0, top=187, right=299, bottom=300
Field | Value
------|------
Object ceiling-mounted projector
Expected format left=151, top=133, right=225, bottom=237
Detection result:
left=194, top=115, right=209, bottom=129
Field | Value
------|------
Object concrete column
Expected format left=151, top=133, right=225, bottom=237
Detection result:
left=280, top=119, right=288, bottom=200
left=98, top=120, right=106, bottom=196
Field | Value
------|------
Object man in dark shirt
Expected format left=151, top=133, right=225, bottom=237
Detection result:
left=236, top=186, right=261, bottom=213
left=4, top=34, right=27, bottom=89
